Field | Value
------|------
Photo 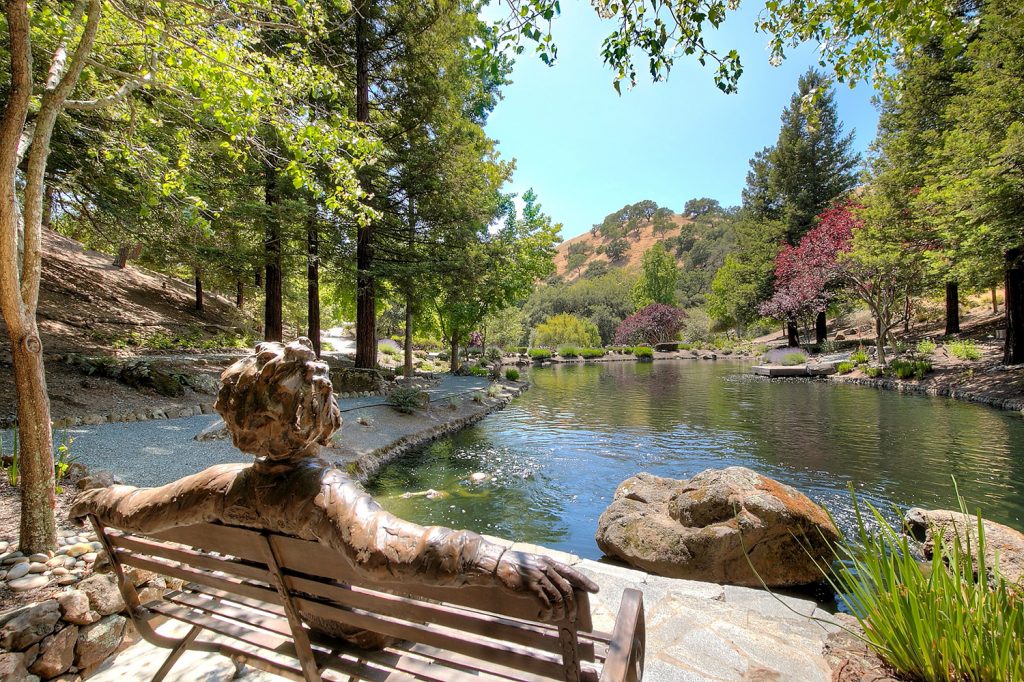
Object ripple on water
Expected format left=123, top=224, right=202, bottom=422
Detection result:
left=369, top=360, right=1024, bottom=561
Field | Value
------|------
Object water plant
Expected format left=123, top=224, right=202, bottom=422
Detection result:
left=780, top=352, right=807, bottom=366
left=949, top=339, right=982, bottom=361
left=821, top=486, right=1024, bottom=681
left=578, top=348, right=606, bottom=359
left=385, top=386, right=427, bottom=414
left=915, top=339, right=937, bottom=355
left=504, top=368, right=520, bottom=381
left=632, top=346, right=654, bottom=359
left=557, top=345, right=580, bottom=358
left=528, top=348, right=552, bottom=361
left=836, top=361, right=855, bottom=374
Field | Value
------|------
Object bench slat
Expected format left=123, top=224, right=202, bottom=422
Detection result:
left=110, top=533, right=271, bottom=583
left=114, top=550, right=280, bottom=605
left=282, top=571, right=593, bottom=660
left=292, top=595, right=571, bottom=680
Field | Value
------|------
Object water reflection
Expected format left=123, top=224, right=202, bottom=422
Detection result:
left=369, top=360, right=1024, bottom=560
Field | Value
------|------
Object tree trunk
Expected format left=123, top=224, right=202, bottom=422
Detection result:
left=264, top=162, right=282, bottom=343
left=236, top=280, right=244, bottom=309
left=945, top=281, right=960, bottom=336
left=450, top=334, right=461, bottom=374
left=113, top=245, right=130, bottom=269
left=255, top=269, right=263, bottom=288
left=875, top=316, right=886, bottom=366
left=353, top=1, right=376, bottom=369
left=306, top=209, right=320, bottom=358
left=404, top=296, right=414, bottom=379
left=815, top=311, right=827, bottom=345
left=194, top=269, right=203, bottom=312
left=1005, top=247, right=1023, bottom=365
left=786, top=318, right=799, bottom=347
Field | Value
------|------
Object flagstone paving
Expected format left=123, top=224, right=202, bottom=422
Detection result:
left=93, top=542, right=839, bottom=682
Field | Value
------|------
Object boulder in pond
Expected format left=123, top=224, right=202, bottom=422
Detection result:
left=595, top=467, right=839, bottom=586
left=904, top=507, right=1024, bottom=585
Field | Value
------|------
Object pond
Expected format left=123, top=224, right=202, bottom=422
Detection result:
left=368, top=360, right=1024, bottom=562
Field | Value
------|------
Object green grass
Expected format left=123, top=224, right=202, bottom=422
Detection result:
left=528, top=348, right=552, bottom=360
left=836, top=361, right=855, bottom=374
left=865, top=366, right=883, bottom=378
left=633, top=346, right=654, bottom=359
left=916, top=339, right=937, bottom=355
left=780, top=351, right=807, bottom=366
left=949, top=339, right=982, bottom=361
left=504, top=368, right=520, bottom=381
left=850, top=347, right=870, bottom=364
left=889, top=359, right=932, bottom=380
left=379, top=344, right=401, bottom=357
left=578, top=347, right=606, bottom=359
left=822, top=485, right=1024, bottom=681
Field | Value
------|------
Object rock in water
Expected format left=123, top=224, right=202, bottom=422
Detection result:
left=595, top=467, right=839, bottom=586
left=904, top=508, right=1024, bottom=584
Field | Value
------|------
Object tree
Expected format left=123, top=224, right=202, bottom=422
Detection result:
left=759, top=203, right=855, bottom=337
left=632, top=243, right=678, bottom=308
left=919, top=0, right=1024, bottom=364
left=533, top=313, right=601, bottom=348
left=683, top=197, right=722, bottom=218
left=605, top=238, right=628, bottom=262
left=614, top=303, right=687, bottom=345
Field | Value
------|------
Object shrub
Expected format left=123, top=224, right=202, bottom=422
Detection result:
left=836, top=361, right=855, bottom=374
left=534, top=313, right=601, bottom=348
left=386, top=386, right=427, bottom=414
left=484, top=347, right=502, bottom=363
left=379, top=345, right=401, bottom=358
left=916, top=339, right=937, bottom=355
left=850, top=347, right=870, bottom=364
left=825, top=487, right=1024, bottom=681
left=578, top=348, right=606, bottom=359
left=890, top=359, right=932, bottom=380
left=505, top=368, right=520, bottom=381
left=528, top=348, right=552, bottom=361
left=949, top=339, right=982, bottom=361
left=516, top=347, right=529, bottom=355
left=487, top=384, right=501, bottom=398
left=780, top=352, right=807, bottom=366
left=420, top=360, right=435, bottom=372
left=437, top=350, right=450, bottom=361
left=865, top=366, right=883, bottom=378
left=466, top=364, right=490, bottom=377
left=558, top=345, right=580, bottom=358
left=614, top=304, right=687, bottom=346
left=680, top=308, right=713, bottom=344
left=632, top=346, right=654, bottom=359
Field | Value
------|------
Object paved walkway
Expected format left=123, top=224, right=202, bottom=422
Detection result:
left=10, top=375, right=491, bottom=487
left=91, top=542, right=840, bottom=682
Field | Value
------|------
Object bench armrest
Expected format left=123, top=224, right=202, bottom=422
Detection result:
left=599, top=588, right=645, bottom=682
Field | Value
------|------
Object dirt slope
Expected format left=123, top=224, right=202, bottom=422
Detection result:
left=0, top=229, right=255, bottom=424
left=554, top=214, right=691, bottom=281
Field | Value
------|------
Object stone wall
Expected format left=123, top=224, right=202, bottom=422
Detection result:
left=0, top=570, right=169, bottom=681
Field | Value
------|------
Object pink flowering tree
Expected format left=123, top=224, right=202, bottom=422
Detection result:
left=614, top=304, right=687, bottom=345
left=759, top=204, right=858, bottom=343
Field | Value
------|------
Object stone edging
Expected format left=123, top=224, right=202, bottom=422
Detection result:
left=822, top=374, right=1024, bottom=413
left=350, top=383, right=528, bottom=484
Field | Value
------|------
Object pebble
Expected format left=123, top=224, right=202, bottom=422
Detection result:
left=81, top=553, right=98, bottom=563
left=66, top=543, right=93, bottom=557
left=52, top=567, right=69, bottom=576
left=45, top=556, right=64, bottom=567
left=90, top=542, right=103, bottom=551
left=57, top=575, right=78, bottom=586
left=6, top=562, right=31, bottom=580
left=28, top=552, right=50, bottom=562
left=8, top=574, right=49, bottom=591
left=56, top=546, right=70, bottom=556
left=0, top=541, right=8, bottom=554
left=28, top=562, right=47, bottom=574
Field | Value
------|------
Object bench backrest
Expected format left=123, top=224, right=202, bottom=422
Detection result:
left=94, top=519, right=600, bottom=682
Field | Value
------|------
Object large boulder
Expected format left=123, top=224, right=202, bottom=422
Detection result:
left=595, top=467, right=839, bottom=586
left=904, top=508, right=1024, bottom=585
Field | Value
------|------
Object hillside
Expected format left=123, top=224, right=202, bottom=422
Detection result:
left=0, top=229, right=256, bottom=424
left=554, top=213, right=692, bottom=280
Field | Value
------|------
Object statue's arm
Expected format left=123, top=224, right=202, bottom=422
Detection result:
left=316, top=471, right=597, bottom=620
left=69, top=464, right=247, bottom=533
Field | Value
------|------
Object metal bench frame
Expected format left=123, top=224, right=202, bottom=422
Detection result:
left=91, top=516, right=645, bottom=682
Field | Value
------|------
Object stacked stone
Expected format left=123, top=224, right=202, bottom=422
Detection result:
left=0, top=570, right=170, bottom=680
left=0, top=531, right=103, bottom=593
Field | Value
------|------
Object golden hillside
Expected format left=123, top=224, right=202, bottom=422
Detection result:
left=553, top=213, right=692, bottom=281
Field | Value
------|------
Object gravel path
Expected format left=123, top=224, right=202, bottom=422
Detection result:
left=2, top=375, right=492, bottom=488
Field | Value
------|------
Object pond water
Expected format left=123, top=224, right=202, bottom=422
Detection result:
left=368, top=360, right=1024, bottom=561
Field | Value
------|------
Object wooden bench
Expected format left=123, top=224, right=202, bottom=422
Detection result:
left=89, top=516, right=645, bottom=682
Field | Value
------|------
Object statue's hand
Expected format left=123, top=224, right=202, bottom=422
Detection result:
left=495, top=550, right=599, bottom=622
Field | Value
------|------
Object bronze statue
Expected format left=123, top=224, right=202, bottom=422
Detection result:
left=71, top=338, right=596, bottom=644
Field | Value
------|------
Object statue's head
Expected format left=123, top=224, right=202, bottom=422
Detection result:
left=215, top=337, right=341, bottom=465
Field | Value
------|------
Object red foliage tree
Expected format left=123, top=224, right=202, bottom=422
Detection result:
left=759, top=203, right=858, bottom=321
left=614, top=304, right=687, bottom=345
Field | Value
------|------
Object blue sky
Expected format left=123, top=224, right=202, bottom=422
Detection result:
left=484, top=2, right=881, bottom=240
